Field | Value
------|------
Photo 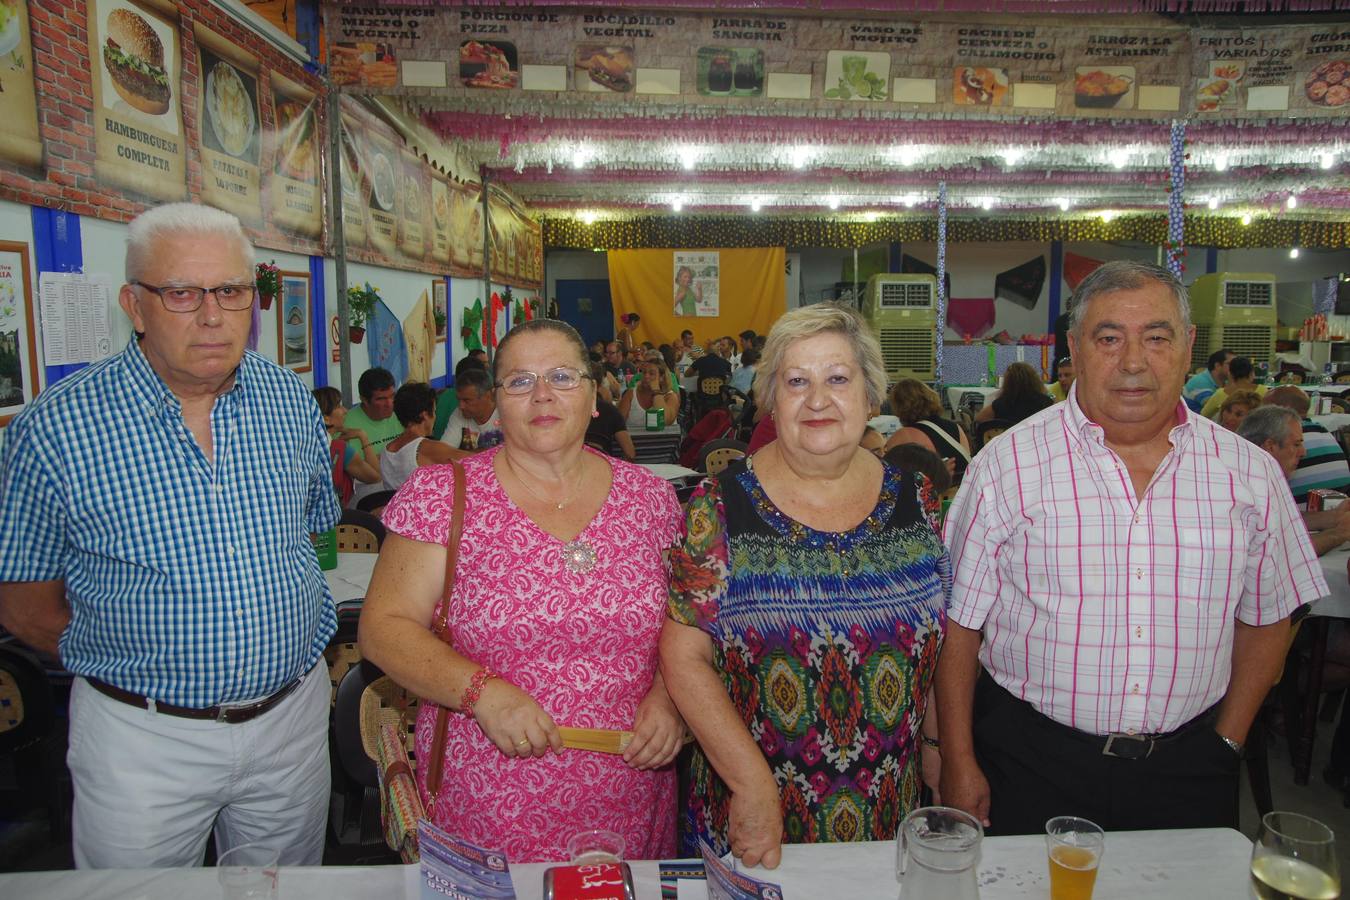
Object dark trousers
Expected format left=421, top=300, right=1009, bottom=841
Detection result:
left=973, top=674, right=1241, bottom=836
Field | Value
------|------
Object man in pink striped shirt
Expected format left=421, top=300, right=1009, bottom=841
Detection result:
left=936, top=260, right=1326, bottom=835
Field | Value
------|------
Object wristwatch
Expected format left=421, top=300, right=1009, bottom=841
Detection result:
left=1219, top=735, right=1243, bottom=755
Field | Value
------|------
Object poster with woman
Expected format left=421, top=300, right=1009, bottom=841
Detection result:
left=0, top=241, right=39, bottom=425
left=673, top=252, right=719, bottom=317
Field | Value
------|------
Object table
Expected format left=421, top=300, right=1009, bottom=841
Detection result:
left=1311, top=413, right=1350, bottom=432
left=0, top=828, right=1252, bottom=899
left=325, top=552, right=377, bottom=604
left=640, top=462, right=702, bottom=481
left=946, top=385, right=1000, bottom=413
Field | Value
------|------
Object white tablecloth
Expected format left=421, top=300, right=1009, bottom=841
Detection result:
left=325, top=552, right=377, bottom=604
left=640, top=462, right=702, bottom=481
left=1314, top=547, right=1350, bottom=619
left=1311, top=413, right=1350, bottom=432
left=0, top=828, right=1253, bottom=899
left=946, top=385, right=1000, bottom=412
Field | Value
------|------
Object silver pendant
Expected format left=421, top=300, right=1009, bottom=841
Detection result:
left=561, top=539, right=597, bottom=574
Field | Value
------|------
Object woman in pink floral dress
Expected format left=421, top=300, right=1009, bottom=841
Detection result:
left=360, top=319, right=685, bottom=862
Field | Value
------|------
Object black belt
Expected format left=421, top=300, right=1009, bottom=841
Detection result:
left=981, top=673, right=1219, bottom=761
left=87, top=674, right=305, bottom=724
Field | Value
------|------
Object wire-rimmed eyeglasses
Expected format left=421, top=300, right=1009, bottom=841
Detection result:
left=495, top=367, right=593, bottom=395
left=130, top=281, right=257, bottom=313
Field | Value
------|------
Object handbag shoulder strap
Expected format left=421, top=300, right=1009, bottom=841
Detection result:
left=917, top=419, right=971, bottom=461
left=431, top=460, right=467, bottom=641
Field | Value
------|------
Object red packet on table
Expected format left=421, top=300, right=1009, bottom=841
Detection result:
left=542, top=862, right=636, bottom=900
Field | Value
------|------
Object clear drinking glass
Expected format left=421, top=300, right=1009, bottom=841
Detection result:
left=216, top=843, right=278, bottom=900
left=1250, top=811, right=1340, bottom=900
left=1045, top=816, right=1104, bottom=900
left=566, top=829, right=625, bottom=865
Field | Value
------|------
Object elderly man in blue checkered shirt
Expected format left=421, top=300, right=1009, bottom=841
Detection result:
left=0, top=203, right=340, bottom=869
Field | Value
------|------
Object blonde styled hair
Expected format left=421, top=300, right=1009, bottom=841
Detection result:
left=889, top=378, right=944, bottom=424
left=754, top=303, right=887, bottom=412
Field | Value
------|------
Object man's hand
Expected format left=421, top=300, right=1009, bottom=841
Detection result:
left=938, top=753, right=991, bottom=827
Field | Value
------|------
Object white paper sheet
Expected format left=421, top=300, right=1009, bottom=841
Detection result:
left=38, top=272, right=115, bottom=366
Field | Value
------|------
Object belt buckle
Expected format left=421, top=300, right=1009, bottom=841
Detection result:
left=1102, top=732, right=1154, bottom=760
left=215, top=704, right=238, bottom=724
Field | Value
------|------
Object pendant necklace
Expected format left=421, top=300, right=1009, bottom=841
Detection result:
left=503, top=452, right=596, bottom=573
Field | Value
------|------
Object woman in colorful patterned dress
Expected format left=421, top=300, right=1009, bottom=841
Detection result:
left=359, top=319, right=686, bottom=862
left=661, top=304, right=950, bottom=868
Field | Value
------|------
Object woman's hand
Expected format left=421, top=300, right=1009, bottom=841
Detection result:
left=339, top=427, right=369, bottom=444
left=728, top=776, right=783, bottom=869
left=624, top=687, right=685, bottom=770
left=471, top=678, right=563, bottom=759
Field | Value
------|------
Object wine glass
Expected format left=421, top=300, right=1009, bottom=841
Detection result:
left=1250, top=811, right=1340, bottom=900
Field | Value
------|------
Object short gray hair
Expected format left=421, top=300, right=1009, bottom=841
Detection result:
left=754, top=302, right=887, bottom=411
left=1237, top=405, right=1300, bottom=449
left=125, top=203, right=253, bottom=282
left=1069, top=260, right=1190, bottom=337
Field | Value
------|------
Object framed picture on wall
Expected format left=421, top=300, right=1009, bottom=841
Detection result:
left=0, top=241, right=40, bottom=426
left=277, top=270, right=312, bottom=373
left=433, top=279, right=448, bottom=343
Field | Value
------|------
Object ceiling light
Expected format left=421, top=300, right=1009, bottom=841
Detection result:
left=892, top=146, right=921, bottom=167
left=578, top=210, right=597, bottom=224
left=1214, top=154, right=1228, bottom=172
left=827, top=196, right=840, bottom=210
left=1001, top=148, right=1025, bottom=167
left=1207, top=197, right=1220, bottom=210
left=902, top=194, right=919, bottom=208
left=1287, top=194, right=1298, bottom=210
left=863, top=212, right=880, bottom=222
left=749, top=197, right=762, bottom=212
left=791, top=146, right=811, bottom=169
left=678, top=146, right=700, bottom=171
left=1111, top=151, right=1129, bottom=169
left=671, top=198, right=683, bottom=213
left=1240, top=213, right=1252, bottom=226
left=571, top=145, right=590, bottom=169
left=1321, top=153, right=1336, bottom=170
left=1058, top=198, right=1071, bottom=212
left=1100, top=210, right=1117, bottom=223
left=980, top=197, right=994, bottom=211
left=1290, top=247, right=1300, bottom=259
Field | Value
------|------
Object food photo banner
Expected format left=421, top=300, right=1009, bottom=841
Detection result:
left=195, top=27, right=262, bottom=223
left=327, top=7, right=1350, bottom=119
left=0, top=0, right=42, bottom=171
left=337, top=95, right=542, bottom=288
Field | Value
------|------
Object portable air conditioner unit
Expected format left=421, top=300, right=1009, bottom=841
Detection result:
left=862, top=274, right=938, bottom=381
left=1188, top=273, right=1277, bottom=373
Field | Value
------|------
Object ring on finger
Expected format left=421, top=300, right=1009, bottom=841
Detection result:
left=515, top=738, right=530, bottom=747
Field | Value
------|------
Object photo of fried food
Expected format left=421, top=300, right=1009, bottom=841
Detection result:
left=953, top=66, right=1008, bottom=106
left=1074, top=68, right=1134, bottom=109
left=207, top=62, right=253, bottom=157
left=460, top=40, right=518, bottom=89
left=576, top=45, right=634, bottom=93
left=1306, top=60, right=1349, bottom=108
left=274, top=100, right=316, bottom=183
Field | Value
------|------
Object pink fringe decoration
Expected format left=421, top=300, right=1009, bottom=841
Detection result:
left=336, top=0, right=1348, bottom=10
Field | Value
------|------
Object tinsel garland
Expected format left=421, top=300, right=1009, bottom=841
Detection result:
left=937, top=182, right=948, bottom=391
left=342, top=0, right=1348, bottom=9
left=542, top=215, right=1350, bottom=250
left=1165, top=120, right=1187, bottom=278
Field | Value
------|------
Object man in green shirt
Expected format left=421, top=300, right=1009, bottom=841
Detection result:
left=345, top=368, right=401, bottom=504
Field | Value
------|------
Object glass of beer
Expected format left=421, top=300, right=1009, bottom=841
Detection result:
left=1045, top=816, right=1104, bottom=900
left=1250, top=811, right=1340, bottom=900
left=566, top=829, right=625, bottom=866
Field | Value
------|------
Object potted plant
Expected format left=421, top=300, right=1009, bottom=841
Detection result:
left=433, top=307, right=447, bottom=335
left=346, top=282, right=379, bottom=343
left=255, top=261, right=281, bottom=310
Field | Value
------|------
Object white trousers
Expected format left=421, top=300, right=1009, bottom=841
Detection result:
left=68, top=663, right=330, bottom=869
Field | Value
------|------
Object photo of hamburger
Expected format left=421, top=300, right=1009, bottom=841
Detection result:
left=576, top=45, right=634, bottom=93
left=103, top=8, right=170, bottom=116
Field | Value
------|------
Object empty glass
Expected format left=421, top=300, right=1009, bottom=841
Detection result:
left=566, top=829, right=625, bottom=865
left=216, top=843, right=278, bottom=900
left=1250, top=811, right=1340, bottom=900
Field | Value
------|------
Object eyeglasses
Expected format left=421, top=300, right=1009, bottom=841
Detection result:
left=131, top=281, right=257, bottom=313
left=495, top=367, right=593, bottom=395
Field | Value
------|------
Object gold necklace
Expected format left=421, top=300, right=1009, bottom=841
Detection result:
left=503, top=452, right=579, bottom=511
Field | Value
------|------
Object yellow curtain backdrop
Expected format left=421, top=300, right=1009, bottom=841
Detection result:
left=606, top=247, right=785, bottom=347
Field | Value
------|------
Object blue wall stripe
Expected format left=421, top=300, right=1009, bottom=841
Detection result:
left=1206, top=247, right=1219, bottom=275
left=31, top=207, right=88, bottom=387
left=308, top=255, right=326, bottom=387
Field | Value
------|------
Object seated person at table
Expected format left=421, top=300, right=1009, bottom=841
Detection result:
left=884, top=442, right=952, bottom=496
left=1047, top=356, right=1074, bottom=403
left=730, top=347, right=759, bottom=395
left=314, top=387, right=381, bottom=506
left=1183, top=347, right=1234, bottom=412
left=1200, top=355, right=1266, bottom=420
left=1238, top=405, right=1350, bottom=556
left=1218, top=389, right=1263, bottom=432
left=433, top=357, right=486, bottom=441
left=689, top=338, right=733, bottom=383
left=885, top=378, right=972, bottom=483
left=359, top=319, right=684, bottom=863
left=975, top=362, right=1053, bottom=427
left=1262, top=385, right=1350, bottom=507
left=620, top=358, right=680, bottom=430
left=380, top=383, right=464, bottom=491
left=586, top=364, right=637, bottom=462
left=442, top=368, right=502, bottom=451
left=661, top=303, right=949, bottom=868
left=860, top=425, right=886, bottom=457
